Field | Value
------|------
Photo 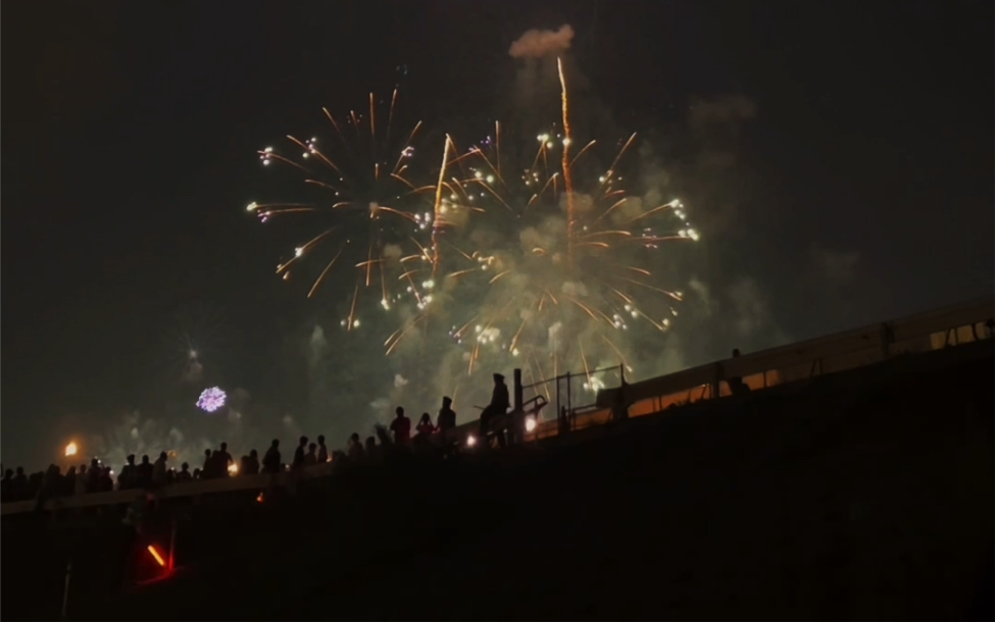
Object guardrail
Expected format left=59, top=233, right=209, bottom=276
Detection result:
left=3, top=298, right=992, bottom=516
left=591, top=296, right=993, bottom=418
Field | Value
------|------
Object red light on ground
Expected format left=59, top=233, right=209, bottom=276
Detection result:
left=256, top=492, right=265, bottom=503
left=147, top=545, right=166, bottom=567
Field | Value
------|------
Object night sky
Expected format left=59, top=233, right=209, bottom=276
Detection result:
left=3, top=0, right=992, bottom=469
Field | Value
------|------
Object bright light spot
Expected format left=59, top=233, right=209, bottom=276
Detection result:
left=546, top=141, right=554, bottom=148
left=352, top=319, right=361, bottom=328
left=512, top=348, right=520, bottom=356
left=525, top=416, right=537, bottom=433
left=302, top=152, right=309, bottom=158
left=474, top=171, right=483, bottom=180
left=486, top=175, right=495, bottom=183
left=562, top=137, right=572, bottom=147
left=262, top=160, right=271, bottom=166
left=65, top=442, right=78, bottom=457
left=228, top=463, right=238, bottom=475
left=256, top=492, right=265, bottom=503
left=147, top=545, right=166, bottom=567
left=466, top=435, right=477, bottom=447
left=687, top=228, right=700, bottom=241
left=264, top=147, right=273, bottom=153
left=294, top=247, right=303, bottom=257
left=246, top=202, right=258, bottom=211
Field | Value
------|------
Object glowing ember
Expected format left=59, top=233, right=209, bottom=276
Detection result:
left=196, top=387, right=227, bottom=413
left=65, top=442, right=78, bottom=457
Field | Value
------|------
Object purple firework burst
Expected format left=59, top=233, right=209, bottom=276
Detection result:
left=196, top=387, right=227, bottom=413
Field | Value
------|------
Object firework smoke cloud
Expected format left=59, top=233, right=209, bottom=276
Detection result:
left=509, top=25, right=575, bottom=59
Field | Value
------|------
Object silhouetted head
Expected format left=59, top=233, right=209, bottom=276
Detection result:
left=205, top=449, right=212, bottom=458
left=181, top=462, right=189, bottom=472
left=78, top=464, right=87, bottom=474
left=308, top=443, right=317, bottom=452
left=317, top=435, right=325, bottom=445
left=250, top=449, right=258, bottom=458
left=141, top=455, right=150, bottom=464
left=127, top=454, right=136, bottom=465
left=420, top=413, right=431, bottom=424
left=211, top=450, right=220, bottom=458
left=91, top=458, right=100, bottom=468
left=220, top=442, right=228, bottom=452
left=4, top=469, right=12, bottom=479
left=271, top=439, right=279, bottom=448
left=395, top=406, right=405, bottom=417
left=442, top=396, right=452, bottom=407
left=732, top=348, right=741, bottom=358
left=159, top=451, right=168, bottom=461
left=365, top=436, right=376, bottom=448
left=299, top=435, right=308, bottom=446
left=16, top=467, right=24, bottom=476
left=350, top=432, right=360, bottom=443
left=493, top=373, right=505, bottom=383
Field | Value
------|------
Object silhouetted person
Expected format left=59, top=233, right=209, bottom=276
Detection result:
left=390, top=407, right=411, bottom=445
left=177, top=462, right=193, bottom=482
left=209, top=450, right=227, bottom=478
left=244, top=450, right=260, bottom=475
left=87, top=458, right=102, bottom=492
left=1, top=468, right=12, bottom=502
left=152, top=452, right=168, bottom=487
left=202, top=448, right=213, bottom=476
left=263, top=439, right=282, bottom=474
left=219, top=442, right=233, bottom=470
left=137, top=455, right=153, bottom=487
left=64, top=466, right=77, bottom=496
left=417, top=413, right=436, bottom=437
left=99, top=466, right=113, bottom=491
left=120, top=454, right=137, bottom=490
left=75, top=465, right=88, bottom=496
left=317, top=435, right=329, bottom=463
left=365, top=436, right=378, bottom=460
left=13, top=467, right=28, bottom=501
left=480, top=373, right=510, bottom=447
left=438, top=397, right=457, bottom=432
left=305, top=443, right=318, bottom=466
left=727, top=348, right=751, bottom=396
left=293, top=436, right=308, bottom=469
left=348, top=433, right=365, bottom=460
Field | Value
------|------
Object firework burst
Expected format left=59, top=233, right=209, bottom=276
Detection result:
left=423, top=60, right=701, bottom=394
left=247, top=90, right=440, bottom=329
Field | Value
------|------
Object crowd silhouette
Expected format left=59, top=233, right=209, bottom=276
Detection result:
left=0, top=390, right=497, bottom=505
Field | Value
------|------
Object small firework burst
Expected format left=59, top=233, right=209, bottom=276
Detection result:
left=196, top=387, right=227, bottom=413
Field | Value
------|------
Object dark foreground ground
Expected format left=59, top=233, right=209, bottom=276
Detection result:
left=4, top=341, right=993, bottom=621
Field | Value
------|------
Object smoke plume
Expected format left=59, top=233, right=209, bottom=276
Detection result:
left=509, top=24, right=574, bottom=59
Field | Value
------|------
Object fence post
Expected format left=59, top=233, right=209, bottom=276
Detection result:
left=61, top=560, right=72, bottom=620
left=566, top=372, right=572, bottom=430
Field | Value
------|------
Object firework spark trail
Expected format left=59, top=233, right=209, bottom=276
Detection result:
left=557, top=57, right=577, bottom=269
left=251, top=92, right=445, bottom=331
left=431, top=136, right=453, bottom=278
